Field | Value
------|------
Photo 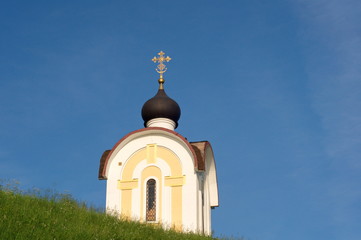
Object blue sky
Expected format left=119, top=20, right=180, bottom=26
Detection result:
left=1, top=1, right=360, bottom=239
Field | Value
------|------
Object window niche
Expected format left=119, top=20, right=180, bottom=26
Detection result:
left=146, top=179, right=156, bottom=222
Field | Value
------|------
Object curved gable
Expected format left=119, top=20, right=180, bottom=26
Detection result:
left=98, top=127, right=198, bottom=180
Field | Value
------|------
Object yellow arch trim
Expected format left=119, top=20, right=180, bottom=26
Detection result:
left=122, top=148, right=147, bottom=180
left=118, top=145, right=184, bottom=230
left=118, top=148, right=145, bottom=217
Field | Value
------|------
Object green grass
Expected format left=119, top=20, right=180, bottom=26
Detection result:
left=0, top=182, right=215, bottom=240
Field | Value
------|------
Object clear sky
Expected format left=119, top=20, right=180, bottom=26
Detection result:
left=1, top=1, right=360, bottom=239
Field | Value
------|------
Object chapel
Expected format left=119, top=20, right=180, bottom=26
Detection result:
left=98, top=51, right=219, bottom=234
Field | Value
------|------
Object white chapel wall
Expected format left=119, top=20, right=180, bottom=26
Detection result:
left=104, top=129, right=202, bottom=232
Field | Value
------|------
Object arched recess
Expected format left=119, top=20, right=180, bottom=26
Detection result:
left=146, top=179, right=157, bottom=221
left=140, top=166, right=162, bottom=222
left=117, top=144, right=185, bottom=230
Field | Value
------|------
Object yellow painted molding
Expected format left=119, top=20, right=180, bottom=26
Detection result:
left=122, top=148, right=146, bottom=180
left=165, top=175, right=185, bottom=180
left=118, top=179, right=139, bottom=190
left=157, top=147, right=182, bottom=176
left=165, top=175, right=186, bottom=186
left=171, top=185, right=183, bottom=230
left=147, top=144, right=157, bottom=164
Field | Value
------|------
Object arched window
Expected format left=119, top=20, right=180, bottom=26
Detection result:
left=146, top=179, right=156, bottom=221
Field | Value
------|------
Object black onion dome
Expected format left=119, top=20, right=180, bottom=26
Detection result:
left=141, top=88, right=181, bottom=128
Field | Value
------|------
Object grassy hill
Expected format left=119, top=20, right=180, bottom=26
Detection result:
left=0, top=183, right=215, bottom=240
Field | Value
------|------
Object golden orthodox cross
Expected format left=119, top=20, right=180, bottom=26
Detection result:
left=152, top=51, right=171, bottom=80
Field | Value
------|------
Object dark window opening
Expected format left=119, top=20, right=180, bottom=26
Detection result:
left=146, top=179, right=156, bottom=221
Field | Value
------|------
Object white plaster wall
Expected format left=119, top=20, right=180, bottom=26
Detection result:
left=203, top=176, right=211, bottom=235
left=105, top=181, right=120, bottom=215
left=181, top=172, right=198, bottom=232
left=196, top=172, right=204, bottom=234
